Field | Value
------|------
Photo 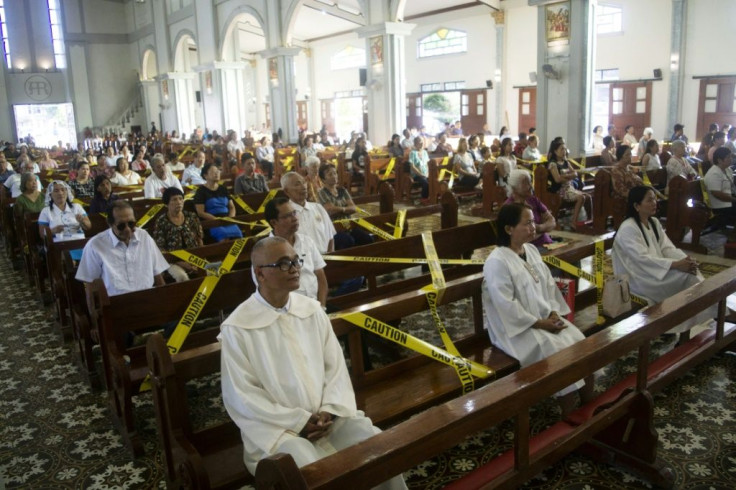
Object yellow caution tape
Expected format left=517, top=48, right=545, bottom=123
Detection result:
left=393, top=209, right=406, bottom=238
left=642, top=169, right=652, bottom=186
left=72, top=199, right=86, bottom=206
left=352, top=218, right=395, bottom=241
left=256, top=189, right=279, bottom=213
left=136, top=203, right=164, bottom=228
left=169, top=250, right=213, bottom=273
left=380, top=158, right=395, bottom=181
left=217, top=216, right=270, bottom=228
left=421, top=232, right=446, bottom=293
left=178, top=147, right=191, bottom=160
left=232, top=194, right=256, bottom=214
left=322, top=255, right=483, bottom=265
left=336, top=311, right=494, bottom=381
left=281, top=156, right=294, bottom=172
left=139, top=238, right=249, bottom=392
left=594, top=240, right=605, bottom=325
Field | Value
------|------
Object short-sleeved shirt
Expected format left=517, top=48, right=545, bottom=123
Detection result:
left=180, top=165, right=206, bottom=186
left=153, top=211, right=203, bottom=251
left=234, top=173, right=269, bottom=195
left=290, top=200, right=336, bottom=253
left=38, top=202, right=87, bottom=234
left=144, top=172, right=183, bottom=198
left=409, top=149, right=429, bottom=177
left=194, top=185, right=231, bottom=217
left=271, top=232, right=326, bottom=301
left=75, top=228, right=169, bottom=296
left=318, top=186, right=352, bottom=220
left=704, top=165, right=736, bottom=209
left=504, top=195, right=554, bottom=246
left=69, top=179, right=96, bottom=198
left=4, top=173, right=42, bottom=198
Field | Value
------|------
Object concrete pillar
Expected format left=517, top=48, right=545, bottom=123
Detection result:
left=356, top=22, right=415, bottom=145
left=531, top=0, right=595, bottom=156
left=666, top=0, right=687, bottom=140
left=260, top=46, right=301, bottom=144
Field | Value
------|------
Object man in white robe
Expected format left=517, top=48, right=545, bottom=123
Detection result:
left=219, top=237, right=406, bottom=489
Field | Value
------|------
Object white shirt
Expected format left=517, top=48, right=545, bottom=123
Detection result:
left=227, top=140, right=245, bottom=155
left=38, top=202, right=87, bottom=234
left=75, top=228, right=169, bottom=296
left=704, top=165, right=735, bottom=209
left=270, top=232, right=326, bottom=301
left=144, top=172, right=183, bottom=198
left=110, top=171, right=142, bottom=186
left=180, top=165, right=206, bottom=186
left=167, top=162, right=186, bottom=172
left=4, top=173, right=42, bottom=198
left=219, top=292, right=358, bottom=472
left=290, top=200, right=336, bottom=253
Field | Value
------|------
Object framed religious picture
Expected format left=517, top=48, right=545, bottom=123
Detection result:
left=545, top=2, right=570, bottom=46
left=161, top=80, right=169, bottom=99
left=370, top=36, right=383, bottom=66
left=205, top=71, right=212, bottom=94
left=268, top=58, right=278, bottom=82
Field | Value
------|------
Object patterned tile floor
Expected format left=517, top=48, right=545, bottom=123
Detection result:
left=1, top=210, right=735, bottom=489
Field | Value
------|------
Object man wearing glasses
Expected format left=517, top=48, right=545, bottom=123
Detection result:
left=264, top=197, right=327, bottom=307
left=219, top=236, right=406, bottom=489
left=76, top=200, right=169, bottom=296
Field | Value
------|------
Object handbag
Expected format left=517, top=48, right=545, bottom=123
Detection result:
left=602, top=275, right=632, bottom=318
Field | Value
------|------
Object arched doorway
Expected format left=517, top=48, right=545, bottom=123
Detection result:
left=172, top=33, right=201, bottom=138
left=140, top=49, right=160, bottom=134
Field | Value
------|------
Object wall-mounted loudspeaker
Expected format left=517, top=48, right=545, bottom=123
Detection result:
left=653, top=68, right=662, bottom=78
left=529, top=72, right=537, bottom=84
left=486, top=79, right=493, bottom=89
left=359, top=68, right=367, bottom=87
left=195, top=91, right=201, bottom=103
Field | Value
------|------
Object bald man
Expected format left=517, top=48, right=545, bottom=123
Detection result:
left=219, top=237, right=406, bottom=489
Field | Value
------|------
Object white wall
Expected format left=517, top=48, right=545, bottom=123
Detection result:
left=82, top=0, right=128, bottom=35
left=505, top=4, right=538, bottom=135
left=86, top=44, right=137, bottom=126
left=681, top=0, right=736, bottom=139
left=309, top=32, right=365, bottom=101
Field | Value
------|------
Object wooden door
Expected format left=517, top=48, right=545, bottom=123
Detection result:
left=696, top=77, right=736, bottom=138
left=320, top=99, right=335, bottom=134
left=518, top=87, right=536, bottom=134
left=406, top=93, right=422, bottom=130
left=460, top=89, right=486, bottom=135
left=608, top=82, right=651, bottom=140
left=296, top=101, right=308, bottom=131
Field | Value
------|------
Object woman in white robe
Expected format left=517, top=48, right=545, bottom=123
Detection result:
left=612, top=185, right=715, bottom=341
left=482, top=203, right=594, bottom=415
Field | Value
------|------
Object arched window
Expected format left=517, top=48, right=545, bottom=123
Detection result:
left=417, top=28, right=467, bottom=59
left=0, top=0, right=10, bottom=69
left=330, top=45, right=366, bottom=71
left=48, top=0, right=65, bottom=68
left=597, top=4, right=623, bottom=35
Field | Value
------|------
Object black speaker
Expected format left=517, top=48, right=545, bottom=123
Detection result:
left=653, top=68, right=662, bottom=78
left=195, top=90, right=201, bottom=102
left=359, top=68, right=367, bottom=87
left=486, top=80, right=493, bottom=89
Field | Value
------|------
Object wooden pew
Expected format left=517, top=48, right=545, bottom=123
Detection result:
left=363, top=155, right=395, bottom=196
left=255, top=268, right=736, bottom=489
left=471, top=161, right=509, bottom=218
left=534, top=164, right=571, bottom=222
left=145, top=231, right=625, bottom=489
left=665, top=175, right=711, bottom=253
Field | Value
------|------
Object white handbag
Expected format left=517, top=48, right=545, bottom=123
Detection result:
left=602, top=275, right=632, bottom=318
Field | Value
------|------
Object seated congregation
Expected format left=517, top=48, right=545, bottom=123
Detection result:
left=2, top=122, right=735, bottom=489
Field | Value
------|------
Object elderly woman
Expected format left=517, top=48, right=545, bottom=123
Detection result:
left=612, top=186, right=716, bottom=344
left=110, top=156, right=142, bottom=186
left=638, top=127, right=654, bottom=157
left=453, top=137, right=480, bottom=188
left=37, top=149, right=58, bottom=171
left=591, top=125, right=604, bottom=153
left=194, top=163, right=242, bottom=242
left=483, top=203, right=594, bottom=415
left=495, top=137, right=517, bottom=191
left=89, top=175, right=119, bottom=214
left=547, top=139, right=590, bottom=229
left=641, top=139, right=661, bottom=171
left=255, top=136, right=275, bottom=179
left=13, top=172, right=45, bottom=216
left=666, top=140, right=696, bottom=188
left=38, top=181, right=91, bottom=238
left=153, top=186, right=204, bottom=251
left=303, top=156, right=323, bottom=202
left=68, top=162, right=95, bottom=198
left=610, top=145, right=643, bottom=200
left=505, top=170, right=555, bottom=247
left=408, top=136, right=430, bottom=199
left=300, top=135, right=318, bottom=163
left=317, top=164, right=373, bottom=250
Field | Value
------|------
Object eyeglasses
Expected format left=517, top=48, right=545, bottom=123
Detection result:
left=115, top=221, right=136, bottom=231
left=258, top=257, right=303, bottom=272
left=278, top=210, right=298, bottom=220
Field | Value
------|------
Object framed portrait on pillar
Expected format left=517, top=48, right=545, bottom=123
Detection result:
left=162, top=80, right=169, bottom=100
left=370, top=36, right=383, bottom=66
left=205, top=71, right=212, bottom=94
left=545, top=2, right=570, bottom=46
left=268, top=58, right=278, bottom=83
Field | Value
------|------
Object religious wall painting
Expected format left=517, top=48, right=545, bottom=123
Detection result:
left=162, top=79, right=169, bottom=99
left=370, top=36, right=383, bottom=66
left=205, top=71, right=212, bottom=94
left=545, top=2, right=570, bottom=46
